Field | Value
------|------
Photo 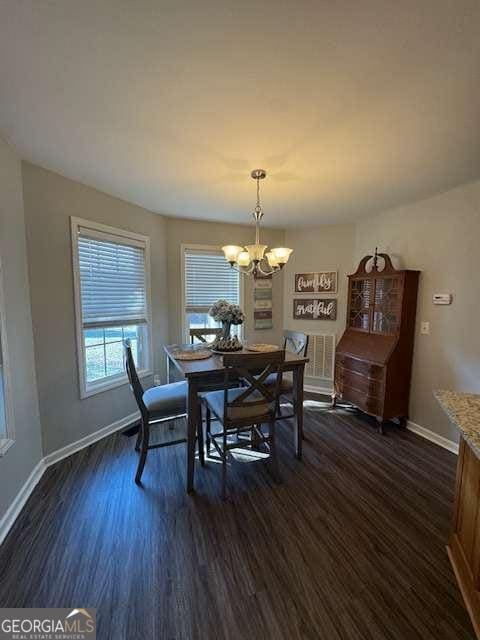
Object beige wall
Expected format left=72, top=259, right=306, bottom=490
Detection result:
left=355, top=180, right=480, bottom=442
left=14, top=160, right=480, bottom=458
left=22, top=163, right=170, bottom=455
left=165, top=217, right=285, bottom=348
left=0, top=140, right=43, bottom=522
left=21, top=163, right=285, bottom=455
left=283, top=224, right=356, bottom=388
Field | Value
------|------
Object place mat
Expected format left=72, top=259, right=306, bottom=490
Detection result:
left=245, top=343, right=280, bottom=353
left=173, top=349, right=212, bottom=361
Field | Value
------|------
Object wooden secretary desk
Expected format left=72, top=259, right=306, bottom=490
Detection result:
left=333, top=252, right=419, bottom=433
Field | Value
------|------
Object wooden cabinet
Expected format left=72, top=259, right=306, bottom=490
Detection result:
left=449, top=437, right=480, bottom=637
left=334, top=252, right=419, bottom=431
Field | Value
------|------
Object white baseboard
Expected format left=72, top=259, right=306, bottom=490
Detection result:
left=43, top=411, right=140, bottom=468
left=0, top=458, right=45, bottom=546
left=304, top=384, right=333, bottom=396
left=304, top=385, right=459, bottom=455
left=0, top=410, right=140, bottom=547
left=406, top=420, right=459, bottom=455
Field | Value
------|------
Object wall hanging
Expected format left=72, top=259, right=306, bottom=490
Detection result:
left=293, top=298, right=337, bottom=320
left=294, top=271, right=337, bottom=293
left=254, top=275, right=273, bottom=329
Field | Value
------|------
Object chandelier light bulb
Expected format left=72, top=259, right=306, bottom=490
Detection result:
left=265, top=251, right=280, bottom=267
left=270, top=247, right=293, bottom=265
left=222, top=245, right=244, bottom=263
left=237, top=251, right=251, bottom=267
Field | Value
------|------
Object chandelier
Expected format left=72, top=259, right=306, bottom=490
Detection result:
left=222, top=169, right=293, bottom=277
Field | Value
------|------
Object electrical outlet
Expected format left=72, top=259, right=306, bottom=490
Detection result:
left=420, top=321, right=430, bottom=335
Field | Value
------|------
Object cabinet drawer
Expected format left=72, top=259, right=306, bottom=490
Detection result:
left=336, top=355, right=384, bottom=380
left=337, top=366, right=384, bottom=396
left=342, top=385, right=382, bottom=415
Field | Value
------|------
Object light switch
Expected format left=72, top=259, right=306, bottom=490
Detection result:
left=420, top=321, right=430, bottom=335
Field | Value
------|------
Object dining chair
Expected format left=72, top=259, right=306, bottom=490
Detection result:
left=189, top=327, right=223, bottom=344
left=123, top=341, right=204, bottom=484
left=251, top=330, right=308, bottom=421
left=201, top=350, right=285, bottom=500
left=276, top=330, right=309, bottom=420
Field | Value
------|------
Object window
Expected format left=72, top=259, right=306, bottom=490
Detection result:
left=0, top=257, right=14, bottom=455
left=71, top=218, right=152, bottom=398
left=182, top=245, right=242, bottom=342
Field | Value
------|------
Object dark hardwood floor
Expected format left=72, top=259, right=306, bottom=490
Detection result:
left=0, top=396, right=474, bottom=639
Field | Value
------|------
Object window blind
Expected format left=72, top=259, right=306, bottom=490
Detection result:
left=185, top=251, right=240, bottom=309
left=78, top=232, right=147, bottom=327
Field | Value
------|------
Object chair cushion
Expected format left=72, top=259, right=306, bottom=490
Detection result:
left=203, top=387, right=271, bottom=423
left=263, top=372, right=293, bottom=393
left=142, top=381, right=187, bottom=418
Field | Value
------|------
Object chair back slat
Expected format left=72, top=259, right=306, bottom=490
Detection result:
left=283, top=330, right=309, bottom=357
left=222, top=351, right=285, bottom=425
left=189, top=328, right=223, bottom=344
left=123, top=340, right=147, bottom=416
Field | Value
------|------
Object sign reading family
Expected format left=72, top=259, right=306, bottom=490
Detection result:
left=295, top=271, right=337, bottom=293
left=293, top=298, right=337, bottom=320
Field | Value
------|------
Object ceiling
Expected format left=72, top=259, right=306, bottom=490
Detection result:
left=1, top=0, right=479, bottom=227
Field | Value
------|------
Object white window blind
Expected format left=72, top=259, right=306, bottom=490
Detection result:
left=185, top=250, right=240, bottom=310
left=78, top=229, right=147, bottom=327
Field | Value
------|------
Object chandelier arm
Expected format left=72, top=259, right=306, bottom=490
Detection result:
left=256, top=261, right=280, bottom=277
left=229, top=262, right=255, bottom=276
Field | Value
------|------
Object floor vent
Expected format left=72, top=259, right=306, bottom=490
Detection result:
left=305, top=333, right=336, bottom=380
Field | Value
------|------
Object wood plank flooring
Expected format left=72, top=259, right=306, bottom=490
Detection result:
left=0, top=396, right=474, bottom=639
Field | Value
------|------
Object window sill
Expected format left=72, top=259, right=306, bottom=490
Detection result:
left=81, top=369, right=153, bottom=400
left=0, top=438, right=14, bottom=457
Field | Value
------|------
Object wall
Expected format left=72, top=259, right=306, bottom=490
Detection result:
left=283, top=224, right=356, bottom=389
left=165, top=217, right=285, bottom=348
left=355, top=180, right=480, bottom=442
left=16, top=160, right=480, bottom=456
left=0, top=139, right=43, bottom=521
left=22, top=163, right=170, bottom=455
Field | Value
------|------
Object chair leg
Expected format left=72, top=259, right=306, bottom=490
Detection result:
left=221, top=430, right=227, bottom=501
left=134, top=421, right=142, bottom=452
left=206, top=407, right=211, bottom=457
left=135, top=419, right=150, bottom=485
left=197, top=403, right=205, bottom=467
left=291, top=395, right=305, bottom=440
left=268, top=419, right=281, bottom=484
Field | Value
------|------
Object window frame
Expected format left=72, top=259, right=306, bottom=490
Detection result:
left=0, top=255, right=15, bottom=456
left=71, top=217, right=153, bottom=399
left=180, top=243, right=245, bottom=343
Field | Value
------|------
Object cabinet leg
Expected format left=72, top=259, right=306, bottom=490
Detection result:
left=377, top=419, right=385, bottom=435
left=331, top=393, right=337, bottom=409
left=398, top=416, right=408, bottom=429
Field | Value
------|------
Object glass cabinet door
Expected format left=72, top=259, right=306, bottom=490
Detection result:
left=372, top=276, right=402, bottom=334
left=349, top=278, right=373, bottom=331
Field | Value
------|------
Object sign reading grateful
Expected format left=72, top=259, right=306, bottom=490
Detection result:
left=295, top=271, right=337, bottom=293
left=293, top=298, right=337, bottom=320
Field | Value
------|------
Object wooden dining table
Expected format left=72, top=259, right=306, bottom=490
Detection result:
left=164, top=344, right=308, bottom=493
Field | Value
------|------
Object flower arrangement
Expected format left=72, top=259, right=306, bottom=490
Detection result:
left=208, top=299, right=245, bottom=327
left=209, top=300, right=245, bottom=350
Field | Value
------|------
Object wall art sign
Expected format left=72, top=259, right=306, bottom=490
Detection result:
left=293, top=298, right=337, bottom=320
left=254, top=276, right=273, bottom=329
left=294, top=271, right=337, bottom=293
left=254, top=299, right=272, bottom=310
left=254, top=279, right=272, bottom=289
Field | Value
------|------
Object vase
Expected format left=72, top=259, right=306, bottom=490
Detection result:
left=221, top=320, right=232, bottom=339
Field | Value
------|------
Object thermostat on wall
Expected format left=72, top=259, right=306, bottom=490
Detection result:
left=433, top=293, right=452, bottom=305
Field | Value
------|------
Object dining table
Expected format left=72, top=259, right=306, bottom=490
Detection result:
left=164, top=343, right=309, bottom=493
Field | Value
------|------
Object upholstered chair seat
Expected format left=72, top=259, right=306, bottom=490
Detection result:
left=202, top=387, right=270, bottom=422
left=143, top=381, right=187, bottom=418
